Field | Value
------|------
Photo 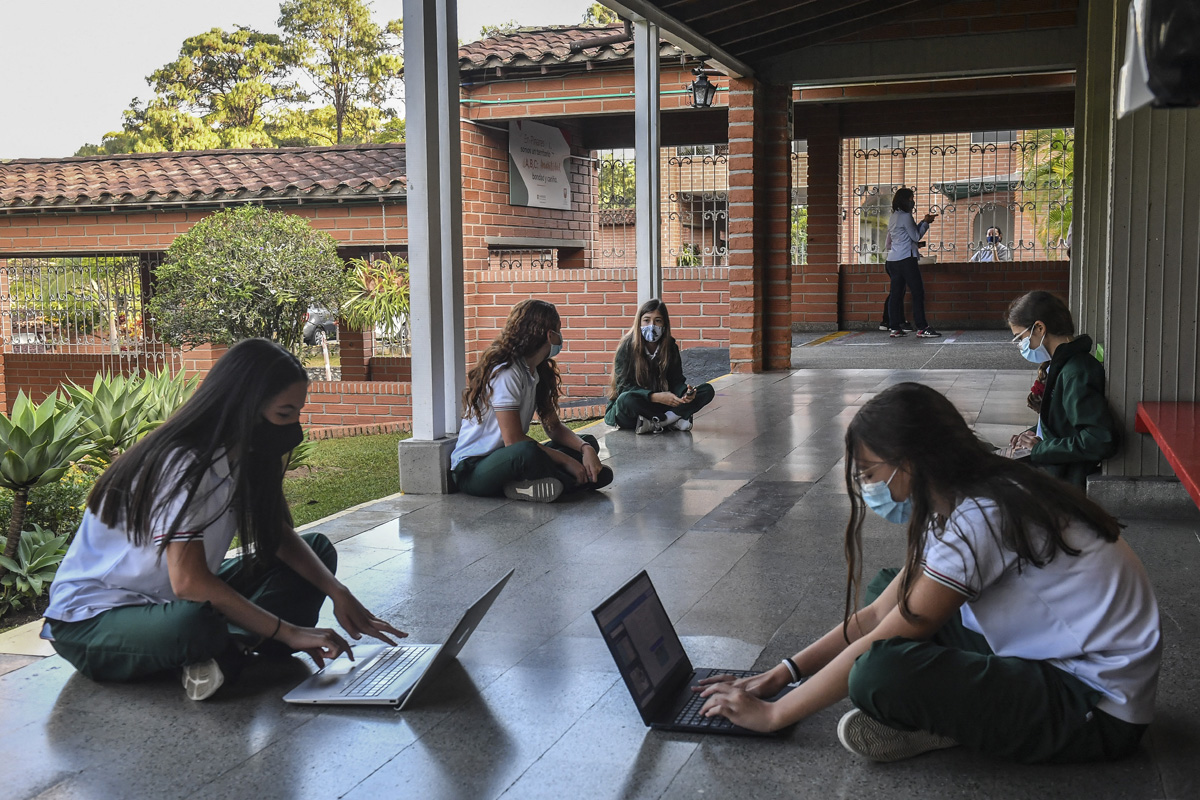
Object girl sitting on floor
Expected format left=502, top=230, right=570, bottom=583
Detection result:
left=451, top=299, right=613, bottom=503
left=605, top=298, right=715, bottom=434
left=698, top=382, right=1160, bottom=764
left=43, top=338, right=404, bottom=701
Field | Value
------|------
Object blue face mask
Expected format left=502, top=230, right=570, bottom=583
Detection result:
left=641, top=324, right=664, bottom=343
left=986, top=234, right=1000, bottom=244
left=1018, top=327, right=1051, bottom=364
left=548, top=331, right=563, bottom=359
left=860, top=468, right=913, bottom=525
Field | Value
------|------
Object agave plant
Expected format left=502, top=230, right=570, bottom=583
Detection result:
left=0, top=524, right=69, bottom=612
left=0, top=391, right=95, bottom=563
left=58, top=373, right=153, bottom=465
left=140, top=368, right=200, bottom=430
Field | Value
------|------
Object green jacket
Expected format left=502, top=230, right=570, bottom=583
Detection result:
left=1030, top=335, right=1119, bottom=488
left=604, top=338, right=688, bottom=425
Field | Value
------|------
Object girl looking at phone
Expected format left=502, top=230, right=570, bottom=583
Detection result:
left=605, top=298, right=715, bottom=434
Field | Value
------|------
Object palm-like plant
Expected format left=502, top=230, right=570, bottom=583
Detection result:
left=341, top=253, right=410, bottom=342
left=1021, top=128, right=1074, bottom=253
left=0, top=392, right=95, bottom=563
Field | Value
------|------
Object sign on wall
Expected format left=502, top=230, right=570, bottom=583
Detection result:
left=509, top=120, right=572, bottom=210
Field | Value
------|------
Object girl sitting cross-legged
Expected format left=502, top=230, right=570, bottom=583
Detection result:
left=605, top=298, right=715, bottom=434
left=451, top=299, right=614, bottom=503
left=697, top=382, right=1160, bottom=764
left=43, top=338, right=405, bottom=701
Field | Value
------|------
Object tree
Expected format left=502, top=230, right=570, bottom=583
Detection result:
left=479, top=20, right=520, bottom=39
left=148, top=27, right=300, bottom=132
left=582, top=3, right=619, bottom=26
left=278, top=0, right=403, bottom=144
left=268, top=104, right=397, bottom=146
left=598, top=151, right=635, bottom=209
left=148, top=206, right=348, bottom=349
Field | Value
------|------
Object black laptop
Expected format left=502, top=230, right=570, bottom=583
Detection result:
left=593, top=570, right=796, bottom=737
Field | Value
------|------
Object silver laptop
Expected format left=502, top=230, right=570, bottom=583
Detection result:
left=284, top=569, right=513, bottom=709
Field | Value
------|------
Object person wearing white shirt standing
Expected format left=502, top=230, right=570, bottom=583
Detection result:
left=44, top=339, right=404, bottom=700
left=885, top=188, right=941, bottom=338
left=970, top=227, right=1013, bottom=262
left=451, top=299, right=614, bottom=503
left=696, top=383, right=1160, bottom=764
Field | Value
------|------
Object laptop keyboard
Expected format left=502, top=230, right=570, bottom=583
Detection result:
left=674, top=669, right=758, bottom=729
left=338, top=646, right=430, bottom=697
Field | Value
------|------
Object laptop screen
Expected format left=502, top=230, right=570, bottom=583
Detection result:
left=593, top=571, right=690, bottom=714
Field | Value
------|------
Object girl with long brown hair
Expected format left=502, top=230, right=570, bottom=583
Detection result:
left=696, top=382, right=1160, bottom=764
left=451, top=299, right=613, bottom=503
left=605, top=298, right=714, bottom=433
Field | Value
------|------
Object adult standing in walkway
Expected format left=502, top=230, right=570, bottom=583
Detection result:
left=885, top=188, right=941, bottom=339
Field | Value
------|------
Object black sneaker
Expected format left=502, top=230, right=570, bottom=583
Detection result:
left=901, top=321, right=916, bottom=332
left=916, top=328, right=942, bottom=338
left=889, top=329, right=906, bottom=338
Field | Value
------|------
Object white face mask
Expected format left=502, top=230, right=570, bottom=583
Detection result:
left=641, top=324, right=664, bottom=343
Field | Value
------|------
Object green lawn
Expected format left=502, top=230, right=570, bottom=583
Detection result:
left=284, top=419, right=599, bottom=526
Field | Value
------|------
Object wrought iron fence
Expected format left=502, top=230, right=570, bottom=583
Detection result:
left=593, top=145, right=729, bottom=269
left=0, top=254, right=178, bottom=373
left=841, top=128, right=1073, bottom=263
left=790, top=139, right=809, bottom=265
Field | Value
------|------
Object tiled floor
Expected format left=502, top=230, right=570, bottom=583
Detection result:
left=2, top=369, right=1198, bottom=800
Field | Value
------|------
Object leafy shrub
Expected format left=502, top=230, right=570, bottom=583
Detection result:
left=0, top=524, right=69, bottom=612
left=341, top=253, right=409, bottom=339
left=0, top=463, right=98, bottom=539
left=148, top=206, right=348, bottom=350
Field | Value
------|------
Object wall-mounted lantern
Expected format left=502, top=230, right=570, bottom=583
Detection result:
left=689, top=70, right=718, bottom=108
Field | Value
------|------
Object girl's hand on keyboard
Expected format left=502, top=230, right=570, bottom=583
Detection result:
left=330, top=586, right=408, bottom=646
left=697, top=664, right=789, bottom=698
left=279, top=623, right=353, bottom=668
left=697, top=683, right=777, bottom=732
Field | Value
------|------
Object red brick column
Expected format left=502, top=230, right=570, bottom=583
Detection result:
left=794, top=104, right=842, bottom=330
left=178, top=343, right=228, bottom=378
left=727, top=79, right=794, bottom=372
left=338, top=325, right=372, bottom=381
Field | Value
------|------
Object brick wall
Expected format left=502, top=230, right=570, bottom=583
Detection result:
left=302, top=380, right=412, bottom=433
left=841, top=259, right=1070, bottom=328
left=0, top=203, right=406, bottom=255
left=463, top=266, right=729, bottom=400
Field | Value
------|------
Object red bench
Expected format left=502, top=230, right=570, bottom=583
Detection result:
left=1134, top=402, right=1200, bottom=510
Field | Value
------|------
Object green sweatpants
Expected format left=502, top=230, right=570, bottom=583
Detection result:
left=47, top=532, right=336, bottom=682
left=606, top=383, right=715, bottom=429
left=848, top=568, right=1147, bottom=763
left=452, top=433, right=613, bottom=497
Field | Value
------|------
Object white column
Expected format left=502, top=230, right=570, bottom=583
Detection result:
left=633, top=17, right=662, bottom=303
left=437, top=0, right=466, bottom=436
left=403, top=0, right=447, bottom=440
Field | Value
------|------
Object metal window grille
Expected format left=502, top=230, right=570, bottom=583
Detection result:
left=487, top=249, right=559, bottom=270
left=842, top=128, right=1073, bottom=263
left=791, top=139, right=809, bottom=265
left=0, top=253, right=177, bottom=373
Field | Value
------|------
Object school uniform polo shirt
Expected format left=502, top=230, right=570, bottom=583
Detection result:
left=923, top=497, right=1161, bottom=725
left=45, top=451, right=237, bottom=623
left=450, top=361, right=539, bottom=468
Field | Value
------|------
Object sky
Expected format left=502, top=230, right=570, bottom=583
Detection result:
left=0, top=0, right=595, bottom=159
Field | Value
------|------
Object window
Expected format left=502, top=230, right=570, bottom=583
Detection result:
left=859, top=136, right=905, bottom=151
left=676, top=144, right=716, bottom=156
left=971, top=130, right=1017, bottom=144
left=857, top=194, right=891, bottom=264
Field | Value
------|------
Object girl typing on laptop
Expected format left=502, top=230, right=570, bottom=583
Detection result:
left=43, top=339, right=405, bottom=700
left=698, top=382, right=1160, bottom=764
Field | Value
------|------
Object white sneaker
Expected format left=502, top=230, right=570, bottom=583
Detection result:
left=837, top=709, right=959, bottom=762
left=671, top=418, right=693, bottom=431
left=635, top=415, right=664, bottom=435
left=503, top=476, right=563, bottom=503
left=182, top=658, right=225, bottom=701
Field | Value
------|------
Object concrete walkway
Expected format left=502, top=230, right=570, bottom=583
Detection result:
left=2, top=368, right=1198, bottom=800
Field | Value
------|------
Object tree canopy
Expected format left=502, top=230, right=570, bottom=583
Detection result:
left=75, top=0, right=404, bottom=155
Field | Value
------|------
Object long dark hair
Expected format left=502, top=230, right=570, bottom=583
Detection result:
left=891, top=187, right=915, bottom=213
left=88, top=338, right=308, bottom=564
left=841, top=382, right=1120, bottom=637
left=608, top=298, right=678, bottom=401
left=462, top=299, right=561, bottom=421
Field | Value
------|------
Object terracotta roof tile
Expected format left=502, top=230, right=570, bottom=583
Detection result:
left=459, top=24, right=682, bottom=71
left=0, top=144, right=406, bottom=212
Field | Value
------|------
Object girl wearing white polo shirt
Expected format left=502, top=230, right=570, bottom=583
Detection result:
left=44, top=339, right=404, bottom=700
left=452, top=299, right=613, bottom=503
left=698, top=382, right=1160, bottom=763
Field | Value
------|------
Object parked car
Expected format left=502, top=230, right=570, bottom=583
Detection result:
left=303, top=307, right=338, bottom=345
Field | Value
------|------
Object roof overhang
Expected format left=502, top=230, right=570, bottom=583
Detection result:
left=602, top=1, right=754, bottom=78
